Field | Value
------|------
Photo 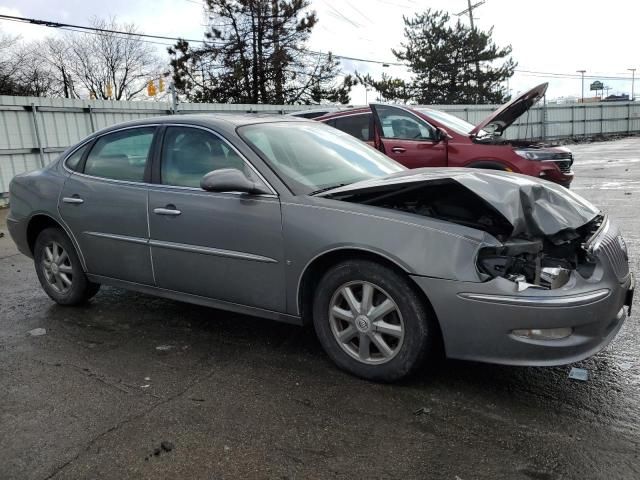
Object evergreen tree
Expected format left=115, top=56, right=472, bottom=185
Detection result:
left=362, top=9, right=516, bottom=105
left=168, top=0, right=354, bottom=104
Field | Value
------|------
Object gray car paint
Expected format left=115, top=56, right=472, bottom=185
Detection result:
left=6, top=114, right=633, bottom=366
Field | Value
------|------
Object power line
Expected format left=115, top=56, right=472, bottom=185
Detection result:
left=0, top=13, right=206, bottom=44
left=0, top=13, right=635, bottom=80
left=0, top=13, right=403, bottom=65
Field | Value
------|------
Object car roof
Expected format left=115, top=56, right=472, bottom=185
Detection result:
left=93, top=113, right=314, bottom=136
left=315, top=107, right=372, bottom=121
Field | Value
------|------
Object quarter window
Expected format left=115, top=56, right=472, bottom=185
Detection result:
left=83, top=128, right=155, bottom=181
left=160, top=126, right=248, bottom=188
left=376, top=106, right=434, bottom=140
left=333, top=114, right=374, bottom=142
left=65, top=144, right=89, bottom=171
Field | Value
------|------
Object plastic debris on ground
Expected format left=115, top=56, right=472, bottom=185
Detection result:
left=413, top=407, right=431, bottom=416
left=28, top=328, right=46, bottom=336
left=568, top=367, right=589, bottom=381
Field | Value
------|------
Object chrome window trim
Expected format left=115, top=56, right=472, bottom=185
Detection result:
left=61, top=122, right=279, bottom=198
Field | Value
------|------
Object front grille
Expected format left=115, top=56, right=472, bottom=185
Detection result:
left=554, top=160, right=573, bottom=173
left=593, top=221, right=630, bottom=281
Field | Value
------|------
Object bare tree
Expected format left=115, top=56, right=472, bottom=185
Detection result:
left=38, top=37, right=78, bottom=98
left=0, top=31, right=29, bottom=95
left=64, top=17, right=161, bottom=100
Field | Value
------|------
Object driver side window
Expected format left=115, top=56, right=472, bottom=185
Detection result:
left=160, top=126, right=248, bottom=188
left=376, top=107, right=434, bottom=141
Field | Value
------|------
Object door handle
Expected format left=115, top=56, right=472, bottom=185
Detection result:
left=391, top=147, right=406, bottom=153
left=62, top=196, right=84, bottom=204
left=153, top=206, right=181, bottom=216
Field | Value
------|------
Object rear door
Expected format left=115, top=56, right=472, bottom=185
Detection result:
left=59, top=126, right=156, bottom=285
left=370, top=104, right=447, bottom=168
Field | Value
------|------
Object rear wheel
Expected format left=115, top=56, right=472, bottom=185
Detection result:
left=312, top=260, right=436, bottom=382
left=34, top=228, right=100, bottom=305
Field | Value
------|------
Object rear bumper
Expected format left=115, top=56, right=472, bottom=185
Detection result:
left=412, top=273, right=632, bottom=366
left=6, top=215, right=32, bottom=258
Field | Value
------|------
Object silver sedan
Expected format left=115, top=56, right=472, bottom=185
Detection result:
left=6, top=115, right=634, bottom=381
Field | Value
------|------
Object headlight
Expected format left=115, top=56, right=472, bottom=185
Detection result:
left=514, top=149, right=558, bottom=161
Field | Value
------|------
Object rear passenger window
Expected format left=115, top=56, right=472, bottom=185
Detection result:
left=65, top=144, right=89, bottom=171
left=333, top=114, right=373, bottom=142
left=84, top=128, right=155, bottom=182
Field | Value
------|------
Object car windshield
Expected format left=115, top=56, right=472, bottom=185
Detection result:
left=415, top=107, right=488, bottom=136
left=239, top=121, right=405, bottom=195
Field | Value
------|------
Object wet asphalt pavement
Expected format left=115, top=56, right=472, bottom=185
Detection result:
left=1, top=138, right=639, bottom=480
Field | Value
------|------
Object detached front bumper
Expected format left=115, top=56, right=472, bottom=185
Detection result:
left=412, top=273, right=633, bottom=366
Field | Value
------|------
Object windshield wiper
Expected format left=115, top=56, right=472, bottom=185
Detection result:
left=309, top=183, right=349, bottom=196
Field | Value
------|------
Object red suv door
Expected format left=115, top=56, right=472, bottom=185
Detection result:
left=371, top=104, right=447, bottom=168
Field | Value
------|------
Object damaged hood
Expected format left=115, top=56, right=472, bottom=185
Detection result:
left=320, top=168, right=599, bottom=239
left=469, top=83, right=548, bottom=137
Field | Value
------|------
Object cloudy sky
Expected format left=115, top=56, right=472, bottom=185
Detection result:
left=1, top=0, right=638, bottom=104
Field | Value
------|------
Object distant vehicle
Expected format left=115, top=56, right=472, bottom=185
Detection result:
left=7, top=115, right=632, bottom=381
left=317, top=83, right=575, bottom=187
left=288, top=105, right=360, bottom=119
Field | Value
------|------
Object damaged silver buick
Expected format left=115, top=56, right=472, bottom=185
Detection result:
left=7, top=115, right=634, bottom=381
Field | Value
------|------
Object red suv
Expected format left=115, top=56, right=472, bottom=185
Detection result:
left=316, top=83, right=574, bottom=187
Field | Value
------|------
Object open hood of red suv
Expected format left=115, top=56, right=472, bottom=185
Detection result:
left=469, top=83, right=548, bottom=137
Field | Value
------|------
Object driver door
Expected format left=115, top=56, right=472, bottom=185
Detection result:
left=371, top=104, right=447, bottom=168
left=147, top=125, right=286, bottom=312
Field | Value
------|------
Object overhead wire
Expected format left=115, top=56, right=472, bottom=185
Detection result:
left=0, top=13, right=635, bottom=81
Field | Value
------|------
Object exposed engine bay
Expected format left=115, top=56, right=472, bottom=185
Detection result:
left=475, top=216, right=602, bottom=290
left=326, top=178, right=602, bottom=290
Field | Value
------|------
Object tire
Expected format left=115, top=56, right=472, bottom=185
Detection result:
left=312, top=259, right=436, bottom=382
left=34, top=227, right=100, bottom=305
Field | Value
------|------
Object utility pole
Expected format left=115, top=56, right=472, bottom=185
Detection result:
left=576, top=70, right=586, bottom=102
left=456, top=0, right=485, bottom=104
left=629, top=68, right=636, bottom=101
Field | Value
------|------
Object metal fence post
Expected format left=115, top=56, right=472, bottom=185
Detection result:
left=88, top=104, right=96, bottom=132
left=571, top=103, right=575, bottom=138
left=30, top=103, right=45, bottom=168
left=541, top=95, right=547, bottom=141
left=600, top=103, right=604, bottom=135
left=170, top=82, right=178, bottom=114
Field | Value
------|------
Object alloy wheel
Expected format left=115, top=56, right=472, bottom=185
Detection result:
left=329, top=281, right=405, bottom=365
left=42, top=241, right=73, bottom=294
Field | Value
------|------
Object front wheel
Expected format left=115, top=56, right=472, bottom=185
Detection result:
left=34, top=227, right=100, bottom=305
left=312, top=260, right=436, bottom=382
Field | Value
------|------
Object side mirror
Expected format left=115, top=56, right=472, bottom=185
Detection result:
left=436, top=127, right=453, bottom=142
left=200, top=168, right=271, bottom=195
